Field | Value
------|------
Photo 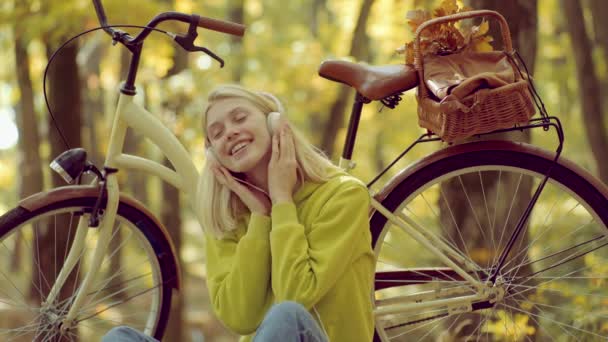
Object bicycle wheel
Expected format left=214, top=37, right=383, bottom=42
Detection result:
left=0, top=190, right=178, bottom=341
left=370, top=141, right=608, bottom=341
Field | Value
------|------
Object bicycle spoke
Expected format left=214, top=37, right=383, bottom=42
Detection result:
left=478, top=171, right=495, bottom=260
left=439, top=187, right=473, bottom=267
left=458, top=175, right=488, bottom=245
left=373, top=157, right=608, bottom=341
left=0, top=204, right=169, bottom=340
left=503, top=233, right=606, bottom=279
left=501, top=218, right=597, bottom=276
left=500, top=301, right=599, bottom=339
left=76, top=282, right=163, bottom=323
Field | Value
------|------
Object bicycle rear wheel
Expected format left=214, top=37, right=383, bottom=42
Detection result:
left=371, top=141, right=608, bottom=341
left=0, top=191, right=177, bottom=341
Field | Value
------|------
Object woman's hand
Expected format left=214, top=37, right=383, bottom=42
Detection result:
left=268, top=125, right=298, bottom=205
left=211, top=165, right=271, bottom=216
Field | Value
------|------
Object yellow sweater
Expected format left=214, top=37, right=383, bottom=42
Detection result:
left=205, top=173, right=375, bottom=342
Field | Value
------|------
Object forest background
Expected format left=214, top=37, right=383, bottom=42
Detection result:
left=0, top=0, right=607, bottom=340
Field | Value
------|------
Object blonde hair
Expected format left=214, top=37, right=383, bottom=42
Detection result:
left=197, top=84, right=341, bottom=238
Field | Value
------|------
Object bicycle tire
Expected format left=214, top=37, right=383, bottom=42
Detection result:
left=370, top=140, right=608, bottom=341
left=0, top=189, right=178, bottom=341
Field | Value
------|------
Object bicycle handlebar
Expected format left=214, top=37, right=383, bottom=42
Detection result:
left=91, top=0, right=245, bottom=46
left=197, top=16, right=245, bottom=37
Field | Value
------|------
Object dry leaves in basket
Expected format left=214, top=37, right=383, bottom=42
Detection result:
left=397, top=0, right=494, bottom=65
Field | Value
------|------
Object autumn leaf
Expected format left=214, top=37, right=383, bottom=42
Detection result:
left=402, top=1, right=494, bottom=60
left=472, top=35, right=494, bottom=52
left=473, top=20, right=490, bottom=38
left=406, top=9, right=431, bottom=32
left=434, top=0, right=459, bottom=17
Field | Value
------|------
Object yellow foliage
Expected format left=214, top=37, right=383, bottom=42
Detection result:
left=398, top=0, right=493, bottom=65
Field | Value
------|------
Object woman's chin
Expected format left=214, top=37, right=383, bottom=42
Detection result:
left=227, top=158, right=256, bottom=173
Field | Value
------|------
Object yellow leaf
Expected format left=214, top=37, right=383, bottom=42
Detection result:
left=459, top=6, right=473, bottom=12
left=473, top=35, right=494, bottom=52
left=440, top=0, right=459, bottom=15
left=474, top=20, right=489, bottom=38
left=406, top=9, right=431, bottom=32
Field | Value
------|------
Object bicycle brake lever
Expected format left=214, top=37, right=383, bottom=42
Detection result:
left=173, top=14, right=225, bottom=67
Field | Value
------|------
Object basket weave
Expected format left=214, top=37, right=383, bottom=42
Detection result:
left=413, top=10, right=535, bottom=142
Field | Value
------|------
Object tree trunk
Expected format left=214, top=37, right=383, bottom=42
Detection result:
left=47, top=41, right=82, bottom=299
left=228, top=0, right=245, bottom=82
left=562, top=0, right=608, bottom=184
left=589, top=0, right=608, bottom=121
left=13, top=28, right=44, bottom=274
left=589, top=0, right=608, bottom=74
left=27, top=39, right=82, bottom=341
left=320, top=0, right=375, bottom=157
left=160, top=44, right=188, bottom=342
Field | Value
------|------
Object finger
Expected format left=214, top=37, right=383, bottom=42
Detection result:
left=283, top=127, right=296, bottom=162
left=270, top=132, right=280, bottom=163
left=212, top=166, right=227, bottom=185
left=279, top=128, right=287, bottom=160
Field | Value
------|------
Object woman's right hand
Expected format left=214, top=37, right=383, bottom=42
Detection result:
left=211, top=165, right=271, bottom=216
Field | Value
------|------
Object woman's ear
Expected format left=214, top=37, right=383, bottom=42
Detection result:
left=267, top=112, right=281, bottom=135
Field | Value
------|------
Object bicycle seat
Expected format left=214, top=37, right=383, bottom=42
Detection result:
left=318, top=60, right=419, bottom=100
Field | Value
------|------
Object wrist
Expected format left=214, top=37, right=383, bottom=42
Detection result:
left=251, top=207, right=270, bottom=216
left=271, top=194, right=293, bottom=205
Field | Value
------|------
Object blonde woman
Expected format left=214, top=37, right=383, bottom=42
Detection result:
left=103, top=84, right=374, bottom=342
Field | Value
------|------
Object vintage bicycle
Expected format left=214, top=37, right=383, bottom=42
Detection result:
left=0, top=1, right=606, bottom=341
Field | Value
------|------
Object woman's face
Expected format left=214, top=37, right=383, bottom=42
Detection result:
left=206, top=97, right=272, bottom=173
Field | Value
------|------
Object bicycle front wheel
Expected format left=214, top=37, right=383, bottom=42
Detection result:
left=371, top=141, right=608, bottom=341
left=0, top=189, right=178, bottom=341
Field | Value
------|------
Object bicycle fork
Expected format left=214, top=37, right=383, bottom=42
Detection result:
left=40, top=175, right=120, bottom=334
left=43, top=103, right=127, bottom=333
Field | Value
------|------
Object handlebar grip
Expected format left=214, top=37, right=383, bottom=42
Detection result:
left=197, top=16, right=245, bottom=37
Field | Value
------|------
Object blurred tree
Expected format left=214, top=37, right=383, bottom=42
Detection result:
left=562, top=0, right=608, bottom=185
left=161, top=26, right=189, bottom=342
left=12, top=2, right=44, bottom=273
left=228, top=0, right=245, bottom=82
left=320, top=0, right=376, bottom=158
left=589, top=0, right=608, bottom=92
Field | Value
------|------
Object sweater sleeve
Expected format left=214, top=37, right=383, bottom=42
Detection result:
left=205, top=213, right=272, bottom=334
left=269, top=180, right=370, bottom=308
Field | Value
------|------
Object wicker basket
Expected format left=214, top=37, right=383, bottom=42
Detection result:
left=414, top=10, right=536, bottom=142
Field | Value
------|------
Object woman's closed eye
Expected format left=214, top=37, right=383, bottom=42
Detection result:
left=210, top=127, right=224, bottom=140
left=233, top=112, right=247, bottom=122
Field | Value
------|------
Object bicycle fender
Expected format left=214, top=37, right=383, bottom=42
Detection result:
left=18, top=185, right=182, bottom=290
left=373, top=140, right=608, bottom=204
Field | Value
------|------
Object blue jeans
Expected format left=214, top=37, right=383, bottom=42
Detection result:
left=102, top=301, right=328, bottom=342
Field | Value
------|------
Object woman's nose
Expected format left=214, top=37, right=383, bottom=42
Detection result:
left=226, top=127, right=240, bottom=140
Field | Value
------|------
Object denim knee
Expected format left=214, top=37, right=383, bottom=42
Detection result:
left=266, top=301, right=308, bottom=321
left=254, top=301, right=328, bottom=342
left=102, top=326, right=158, bottom=342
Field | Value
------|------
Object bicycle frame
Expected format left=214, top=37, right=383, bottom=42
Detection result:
left=338, top=92, right=564, bottom=321
left=44, top=88, right=490, bottom=330
left=44, top=92, right=202, bottom=330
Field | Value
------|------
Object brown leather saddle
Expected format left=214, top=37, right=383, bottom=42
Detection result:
left=318, top=60, right=419, bottom=101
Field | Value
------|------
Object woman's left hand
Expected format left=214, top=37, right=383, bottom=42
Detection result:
left=268, top=124, right=298, bottom=205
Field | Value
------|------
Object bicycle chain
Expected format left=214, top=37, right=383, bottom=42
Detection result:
left=386, top=312, right=448, bottom=330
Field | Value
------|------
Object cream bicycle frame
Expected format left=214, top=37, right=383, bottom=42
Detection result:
left=45, top=92, right=489, bottom=330
left=339, top=159, right=491, bottom=320
left=44, top=92, right=203, bottom=330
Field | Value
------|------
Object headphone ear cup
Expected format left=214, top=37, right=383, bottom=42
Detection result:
left=267, top=112, right=281, bottom=135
